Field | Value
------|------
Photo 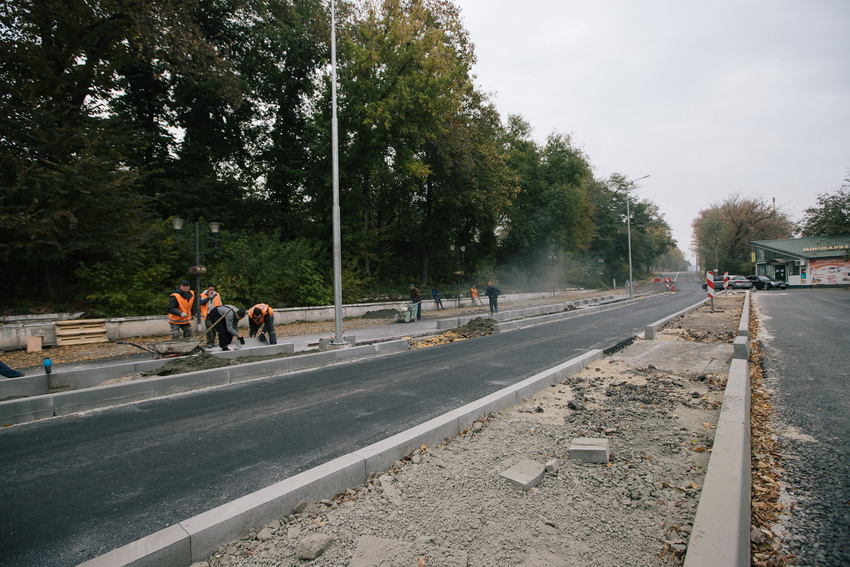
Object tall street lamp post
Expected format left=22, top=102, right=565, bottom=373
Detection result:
left=450, top=244, right=465, bottom=307
left=330, top=0, right=346, bottom=347
left=624, top=174, right=650, bottom=299
left=171, top=218, right=220, bottom=329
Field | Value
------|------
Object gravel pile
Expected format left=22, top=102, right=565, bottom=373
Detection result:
left=201, top=314, right=735, bottom=566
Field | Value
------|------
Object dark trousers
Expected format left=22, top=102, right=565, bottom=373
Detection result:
left=488, top=296, right=498, bottom=313
left=249, top=315, right=277, bottom=344
left=207, top=309, right=235, bottom=350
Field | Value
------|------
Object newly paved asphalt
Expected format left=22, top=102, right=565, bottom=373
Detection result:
left=754, top=288, right=850, bottom=565
left=0, top=274, right=706, bottom=567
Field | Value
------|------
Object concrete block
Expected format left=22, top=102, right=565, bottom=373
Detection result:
left=77, top=523, right=190, bottom=567
left=182, top=453, right=366, bottom=562
left=732, top=336, right=749, bottom=360
left=0, top=373, right=48, bottom=398
left=228, top=358, right=292, bottom=383
left=545, top=459, right=559, bottom=473
left=500, top=458, right=545, bottom=489
left=0, top=396, right=54, bottom=425
left=53, top=381, right=155, bottom=416
left=151, top=367, right=230, bottom=397
left=569, top=437, right=610, bottom=463
left=355, top=412, right=460, bottom=474
left=374, top=339, right=409, bottom=355
left=684, top=421, right=750, bottom=567
left=436, top=318, right=459, bottom=329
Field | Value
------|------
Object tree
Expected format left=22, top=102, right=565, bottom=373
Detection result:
left=692, top=195, right=794, bottom=274
left=499, top=126, right=594, bottom=264
left=798, top=174, right=850, bottom=236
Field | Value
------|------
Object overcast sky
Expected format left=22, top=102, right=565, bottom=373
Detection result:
left=457, top=0, right=850, bottom=265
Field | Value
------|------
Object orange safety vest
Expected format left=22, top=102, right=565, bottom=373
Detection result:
left=249, top=303, right=273, bottom=324
left=200, top=291, right=222, bottom=318
left=470, top=287, right=479, bottom=299
left=168, top=291, right=195, bottom=325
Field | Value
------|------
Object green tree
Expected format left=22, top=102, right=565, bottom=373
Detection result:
left=798, top=174, right=850, bottom=237
left=692, top=195, right=794, bottom=274
left=500, top=125, right=594, bottom=265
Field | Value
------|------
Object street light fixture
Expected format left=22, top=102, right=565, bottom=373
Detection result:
left=623, top=175, right=650, bottom=299
left=450, top=244, right=466, bottom=307
left=172, top=219, right=220, bottom=328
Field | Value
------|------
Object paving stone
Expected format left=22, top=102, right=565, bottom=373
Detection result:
left=568, top=437, right=610, bottom=463
left=500, top=458, right=546, bottom=489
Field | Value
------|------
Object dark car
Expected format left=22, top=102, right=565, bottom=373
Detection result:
left=746, top=275, right=787, bottom=290
left=702, top=275, right=754, bottom=291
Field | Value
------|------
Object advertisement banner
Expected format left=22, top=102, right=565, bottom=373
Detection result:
left=809, top=259, right=850, bottom=285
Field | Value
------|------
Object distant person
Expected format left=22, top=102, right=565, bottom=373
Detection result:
left=207, top=305, right=246, bottom=351
left=485, top=281, right=501, bottom=314
left=248, top=303, right=278, bottom=345
left=431, top=286, right=444, bottom=310
left=409, top=284, right=422, bottom=321
left=198, top=284, right=222, bottom=347
left=167, top=280, right=196, bottom=339
left=470, top=284, right=483, bottom=306
left=0, top=360, right=24, bottom=378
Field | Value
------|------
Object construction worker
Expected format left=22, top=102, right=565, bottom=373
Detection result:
left=198, top=284, right=223, bottom=347
left=167, top=280, right=196, bottom=339
left=470, top=284, right=483, bottom=306
left=248, top=303, right=277, bottom=345
left=207, top=305, right=246, bottom=351
left=409, top=284, right=422, bottom=321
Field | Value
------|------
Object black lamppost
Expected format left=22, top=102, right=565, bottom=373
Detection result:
left=172, top=218, right=220, bottom=328
left=450, top=244, right=466, bottom=307
left=548, top=254, right=558, bottom=297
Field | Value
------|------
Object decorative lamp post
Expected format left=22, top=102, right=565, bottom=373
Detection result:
left=450, top=244, right=466, bottom=307
left=171, top=218, right=220, bottom=328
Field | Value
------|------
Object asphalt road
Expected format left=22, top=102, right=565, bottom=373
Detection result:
left=754, top=288, right=850, bottom=565
left=0, top=273, right=706, bottom=567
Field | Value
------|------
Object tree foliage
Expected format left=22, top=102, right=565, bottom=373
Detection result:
left=798, top=175, right=850, bottom=237
left=1, top=0, right=680, bottom=315
left=692, top=195, right=794, bottom=274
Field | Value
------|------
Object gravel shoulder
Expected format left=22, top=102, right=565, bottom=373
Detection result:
left=200, top=295, right=743, bottom=567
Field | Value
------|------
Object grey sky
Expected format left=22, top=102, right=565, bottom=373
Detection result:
left=458, top=0, right=850, bottom=264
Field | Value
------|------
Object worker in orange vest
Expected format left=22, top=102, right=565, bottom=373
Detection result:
left=167, top=280, right=196, bottom=339
left=248, top=303, right=277, bottom=345
left=198, top=284, right=223, bottom=347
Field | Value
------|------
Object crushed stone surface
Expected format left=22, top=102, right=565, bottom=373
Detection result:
left=202, top=298, right=742, bottom=567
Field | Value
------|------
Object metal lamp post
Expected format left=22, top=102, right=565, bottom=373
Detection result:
left=623, top=175, right=650, bottom=299
left=450, top=244, right=465, bottom=307
left=329, top=0, right=346, bottom=346
left=172, top=218, right=220, bottom=328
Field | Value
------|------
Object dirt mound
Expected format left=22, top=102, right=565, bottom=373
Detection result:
left=362, top=309, right=402, bottom=319
left=410, top=317, right=495, bottom=349
left=143, top=352, right=232, bottom=377
left=455, top=317, right=495, bottom=337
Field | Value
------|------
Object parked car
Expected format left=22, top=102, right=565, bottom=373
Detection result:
left=702, top=275, right=754, bottom=291
left=746, top=275, right=788, bottom=290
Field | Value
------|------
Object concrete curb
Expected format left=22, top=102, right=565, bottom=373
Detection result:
left=684, top=292, right=752, bottom=567
left=644, top=297, right=710, bottom=339
left=78, top=349, right=603, bottom=567
left=0, top=340, right=409, bottom=426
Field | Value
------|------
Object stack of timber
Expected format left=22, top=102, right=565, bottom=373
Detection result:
left=55, top=319, right=108, bottom=346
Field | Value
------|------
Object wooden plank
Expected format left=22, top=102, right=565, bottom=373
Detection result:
left=55, top=319, right=108, bottom=346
